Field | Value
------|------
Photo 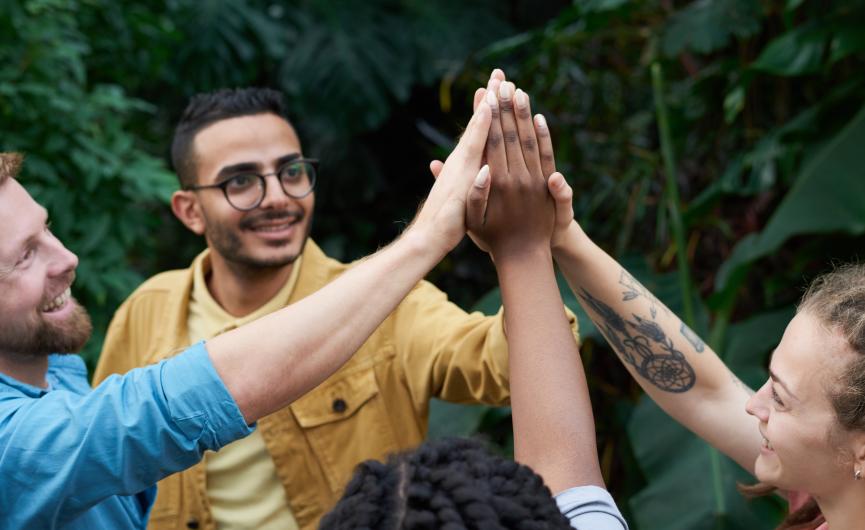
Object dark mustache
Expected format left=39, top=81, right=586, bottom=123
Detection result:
left=239, top=210, right=302, bottom=230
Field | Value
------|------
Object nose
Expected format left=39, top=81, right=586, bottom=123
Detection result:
left=45, top=230, right=79, bottom=278
left=745, top=378, right=771, bottom=422
left=258, top=173, right=293, bottom=210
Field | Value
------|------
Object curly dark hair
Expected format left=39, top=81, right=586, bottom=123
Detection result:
left=320, top=437, right=572, bottom=530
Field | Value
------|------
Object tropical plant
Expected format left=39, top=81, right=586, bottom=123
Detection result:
left=2, top=1, right=864, bottom=528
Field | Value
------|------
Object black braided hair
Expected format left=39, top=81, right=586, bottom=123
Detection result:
left=320, top=437, right=572, bottom=530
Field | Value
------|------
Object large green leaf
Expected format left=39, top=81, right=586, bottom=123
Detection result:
left=751, top=24, right=828, bottom=76
left=662, top=0, right=763, bottom=57
left=627, top=400, right=784, bottom=530
left=716, top=104, right=865, bottom=291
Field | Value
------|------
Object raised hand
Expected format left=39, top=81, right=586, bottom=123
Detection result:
left=468, top=81, right=555, bottom=261
left=433, top=69, right=577, bottom=255
left=409, top=100, right=492, bottom=257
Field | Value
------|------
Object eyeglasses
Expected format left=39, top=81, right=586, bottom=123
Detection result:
left=186, top=158, right=318, bottom=211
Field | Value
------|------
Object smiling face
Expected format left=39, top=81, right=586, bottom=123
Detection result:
left=745, top=311, right=856, bottom=495
left=178, top=112, right=315, bottom=271
left=0, top=178, right=92, bottom=356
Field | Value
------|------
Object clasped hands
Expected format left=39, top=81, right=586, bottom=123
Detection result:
left=430, top=69, right=577, bottom=262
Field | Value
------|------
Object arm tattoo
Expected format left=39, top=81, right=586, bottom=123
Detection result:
left=619, top=270, right=668, bottom=319
left=679, top=322, right=705, bottom=353
left=579, top=288, right=696, bottom=393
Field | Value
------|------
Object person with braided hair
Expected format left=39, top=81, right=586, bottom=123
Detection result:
left=322, top=438, right=574, bottom=529
left=321, top=71, right=628, bottom=529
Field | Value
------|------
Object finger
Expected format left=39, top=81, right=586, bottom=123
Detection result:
left=484, top=89, right=508, bottom=177
left=455, top=101, right=492, bottom=167
left=498, top=82, right=527, bottom=174
left=490, top=68, right=506, bottom=82
left=478, top=75, right=501, bottom=112
left=534, top=114, right=557, bottom=179
left=429, top=160, right=444, bottom=179
left=548, top=172, right=574, bottom=224
left=466, top=165, right=491, bottom=232
left=473, top=87, right=486, bottom=112
left=514, top=89, right=543, bottom=179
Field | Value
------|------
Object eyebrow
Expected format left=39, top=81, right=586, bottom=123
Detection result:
left=216, top=153, right=302, bottom=181
left=768, top=369, right=799, bottom=401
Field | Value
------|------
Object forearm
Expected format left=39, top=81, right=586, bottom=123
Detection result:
left=551, top=223, right=759, bottom=471
left=496, top=246, right=603, bottom=493
left=208, top=228, right=442, bottom=423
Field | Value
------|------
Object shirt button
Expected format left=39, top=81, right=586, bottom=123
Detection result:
left=332, top=398, right=347, bottom=413
left=186, top=519, right=200, bottom=529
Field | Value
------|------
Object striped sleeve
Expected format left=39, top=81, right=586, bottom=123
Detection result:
left=555, top=485, right=629, bottom=530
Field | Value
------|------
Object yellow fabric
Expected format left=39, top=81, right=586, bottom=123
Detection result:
left=187, top=253, right=301, bottom=530
left=94, top=239, right=580, bottom=530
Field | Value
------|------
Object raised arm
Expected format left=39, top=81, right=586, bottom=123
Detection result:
left=471, top=80, right=603, bottom=493
left=208, top=101, right=492, bottom=423
left=546, top=169, right=761, bottom=474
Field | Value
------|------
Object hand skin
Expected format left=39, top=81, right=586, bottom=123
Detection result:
left=468, top=77, right=604, bottom=493
left=207, top=101, right=492, bottom=424
left=430, top=69, right=570, bottom=251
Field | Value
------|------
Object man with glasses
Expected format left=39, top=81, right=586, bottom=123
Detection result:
left=0, top=94, right=504, bottom=528
left=94, top=87, right=579, bottom=530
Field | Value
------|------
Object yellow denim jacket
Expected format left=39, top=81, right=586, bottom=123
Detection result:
left=93, top=239, right=578, bottom=530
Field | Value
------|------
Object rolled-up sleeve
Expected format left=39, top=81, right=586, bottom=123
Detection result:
left=0, top=342, right=253, bottom=526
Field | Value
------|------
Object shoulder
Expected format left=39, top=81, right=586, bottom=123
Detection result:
left=113, top=268, right=191, bottom=318
left=129, top=268, right=191, bottom=299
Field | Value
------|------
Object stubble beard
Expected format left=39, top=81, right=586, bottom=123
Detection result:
left=205, top=211, right=313, bottom=273
left=0, top=299, right=93, bottom=356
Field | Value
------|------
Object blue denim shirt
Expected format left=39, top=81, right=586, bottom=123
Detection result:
left=0, top=342, right=253, bottom=529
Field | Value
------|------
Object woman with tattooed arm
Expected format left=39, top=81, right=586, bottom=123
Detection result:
left=542, top=134, right=865, bottom=530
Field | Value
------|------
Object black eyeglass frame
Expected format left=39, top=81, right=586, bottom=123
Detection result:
left=185, top=158, right=319, bottom=211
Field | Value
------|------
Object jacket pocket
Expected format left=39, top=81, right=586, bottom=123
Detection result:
left=290, top=365, right=399, bottom=493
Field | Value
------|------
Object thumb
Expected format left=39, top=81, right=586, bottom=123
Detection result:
left=466, top=165, right=491, bottom=233
left=547, top=172, right=574, bottom=223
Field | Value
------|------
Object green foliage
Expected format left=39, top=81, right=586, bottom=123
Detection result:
left=450, top=1, right=865, bottom=528
left=717, top=105, right=865, bottom=291
left=2, top=0, right=865, bottom=527
left=662, top=0, right=763, bottom=56
left=0, top=0, right=176, bottom=368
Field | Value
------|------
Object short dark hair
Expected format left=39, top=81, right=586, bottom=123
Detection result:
left=320, top=437, right=572, bottom=529
left=171, top=88, right=291, bottom=188
left=0, top=152, right=24, bottom=186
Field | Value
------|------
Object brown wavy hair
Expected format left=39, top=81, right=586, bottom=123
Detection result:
left=741, top=264, right=865, bottom=529
left=0, top=152, right=24, bottom=185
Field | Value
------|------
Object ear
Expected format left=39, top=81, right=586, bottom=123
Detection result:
left=851, top=432, right=865, bottom=479
left=171, top=190, right=206, bottom=236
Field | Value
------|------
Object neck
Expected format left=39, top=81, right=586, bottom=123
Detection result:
left=0, top=352, right=49, bottom=388
left=206, top=253, right=295, bottom=317
left=816, top=481, right=865, bottom=530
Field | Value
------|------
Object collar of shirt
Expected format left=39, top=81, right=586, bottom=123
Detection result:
left=187, top=250, right=303, bottom=343
left=0, top=354, right=87, bottom=397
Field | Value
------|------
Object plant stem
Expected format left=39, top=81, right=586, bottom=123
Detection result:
left=651, top=61, right=696, bottom=328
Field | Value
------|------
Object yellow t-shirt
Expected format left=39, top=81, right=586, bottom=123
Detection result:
left=188, top=255, right=303, bottom=530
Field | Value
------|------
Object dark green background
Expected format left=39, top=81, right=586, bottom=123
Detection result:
left=3, top=1, right=865, bottom=527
